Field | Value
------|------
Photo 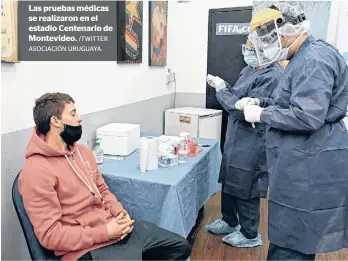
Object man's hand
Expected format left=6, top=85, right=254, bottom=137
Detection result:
left=106, top=212, right=135, bottom=240
left=119, top=210, right=131, bottom=221
left=116, top=210, right=134, bottom=241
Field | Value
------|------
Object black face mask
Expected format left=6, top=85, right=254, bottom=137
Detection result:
left=60, top=124, right=82, bottom=146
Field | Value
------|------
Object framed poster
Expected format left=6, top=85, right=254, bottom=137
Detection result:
left=149, top=1, right=168, bottom=66
left=1, top=0, right=18, bottom=62
left=117, top=1, right=143, bottom=63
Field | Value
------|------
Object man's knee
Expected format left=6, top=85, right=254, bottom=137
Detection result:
left=135, top=220, right=147, bottom=226
left=177, top=237, right=191, bottom=259
left=183, top=240, right=192, bottom=258
left=134, top=220, right=153, bottom=230
left=134, top=220, right=191, bottom=258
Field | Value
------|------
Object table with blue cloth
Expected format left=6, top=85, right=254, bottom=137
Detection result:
left=99, top=137, right=222, bottom=238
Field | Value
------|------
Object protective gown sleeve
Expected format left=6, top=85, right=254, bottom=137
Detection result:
left=260, top=57, right=333, bottom=133
left=253, top=73, right=279, bottom=107
left=215, top=87, right=240, bottom=113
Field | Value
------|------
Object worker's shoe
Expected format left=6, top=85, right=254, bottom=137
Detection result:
left=205, top=219, right=240, bottom=234
left=222, top=230, right=263, bottom=248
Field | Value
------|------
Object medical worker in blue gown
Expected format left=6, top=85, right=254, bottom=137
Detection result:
left=243, top=3, right=348, bottom=260
left=205, top=39, right=283, bottom=248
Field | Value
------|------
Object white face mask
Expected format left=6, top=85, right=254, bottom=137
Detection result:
left=279, top=32, right=306, bottom=61
left=263, top=37, right=296, bottom=62
left=243, top=53, right=259, bottom=68
left=263, top=42, right=281, bottom=60
left=278, top=48, right=289, bottom=61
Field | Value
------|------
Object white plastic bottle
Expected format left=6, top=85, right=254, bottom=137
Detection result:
left=93, top=138, right=104, bottom=164
left=177, top=138, right=189, bottom=164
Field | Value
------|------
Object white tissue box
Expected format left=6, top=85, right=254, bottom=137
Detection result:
left=96, top=123, right=140, bottom=156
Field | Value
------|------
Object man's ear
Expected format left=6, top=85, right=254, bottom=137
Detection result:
left=50, top=116, right=61, bottom=128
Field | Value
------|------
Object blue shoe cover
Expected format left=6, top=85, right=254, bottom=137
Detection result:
left=205, top=219, right=240, bottom=234
left=222, top=230, right=263, bottom=247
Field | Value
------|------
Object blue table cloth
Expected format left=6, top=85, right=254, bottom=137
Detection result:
left=99, top=137, right=222, bottom=238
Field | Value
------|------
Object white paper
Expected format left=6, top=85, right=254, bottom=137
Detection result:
left=146, top=137, right=159, bottom=171
left=139, top=137, right=159, bottom=172
left=140, top=137, right=148, bottom=173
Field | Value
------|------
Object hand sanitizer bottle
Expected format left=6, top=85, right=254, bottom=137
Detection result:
left=93, top=138, right=104, bottom=164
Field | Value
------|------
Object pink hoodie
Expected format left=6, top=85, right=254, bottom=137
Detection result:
left=19, top=127, right=125, bottom=260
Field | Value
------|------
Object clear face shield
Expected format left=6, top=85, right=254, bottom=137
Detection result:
left=250, top=20, right=283, bottom=67
left=250, top=8, right=310, bottom=67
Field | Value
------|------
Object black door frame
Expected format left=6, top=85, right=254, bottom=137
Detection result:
left=206, top=6, right=252, bottom=94
left=206, top=6, right=252, bottom=152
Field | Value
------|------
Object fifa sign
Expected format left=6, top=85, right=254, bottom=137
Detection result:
left=216, top=23, right=250, bottom=35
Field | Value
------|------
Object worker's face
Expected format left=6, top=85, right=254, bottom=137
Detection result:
left=159, top=1, right=163, bottom=10
left=243, top=39, right=259, bottom=68
left=246, top=39, right=253, bottom=47
left=280, top=35, right=299, bottom=58
left=280, top=35, right=292, bottom=48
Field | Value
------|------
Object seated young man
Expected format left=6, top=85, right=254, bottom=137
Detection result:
left=19, top=92, right=191, bottom=261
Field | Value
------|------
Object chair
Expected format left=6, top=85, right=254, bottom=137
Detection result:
left=12, top=172, right=60, bottom=260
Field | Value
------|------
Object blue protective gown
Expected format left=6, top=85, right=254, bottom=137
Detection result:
left=216, top=63, right=283, bottom=199
left=260, top=37, right=348, bottom=254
